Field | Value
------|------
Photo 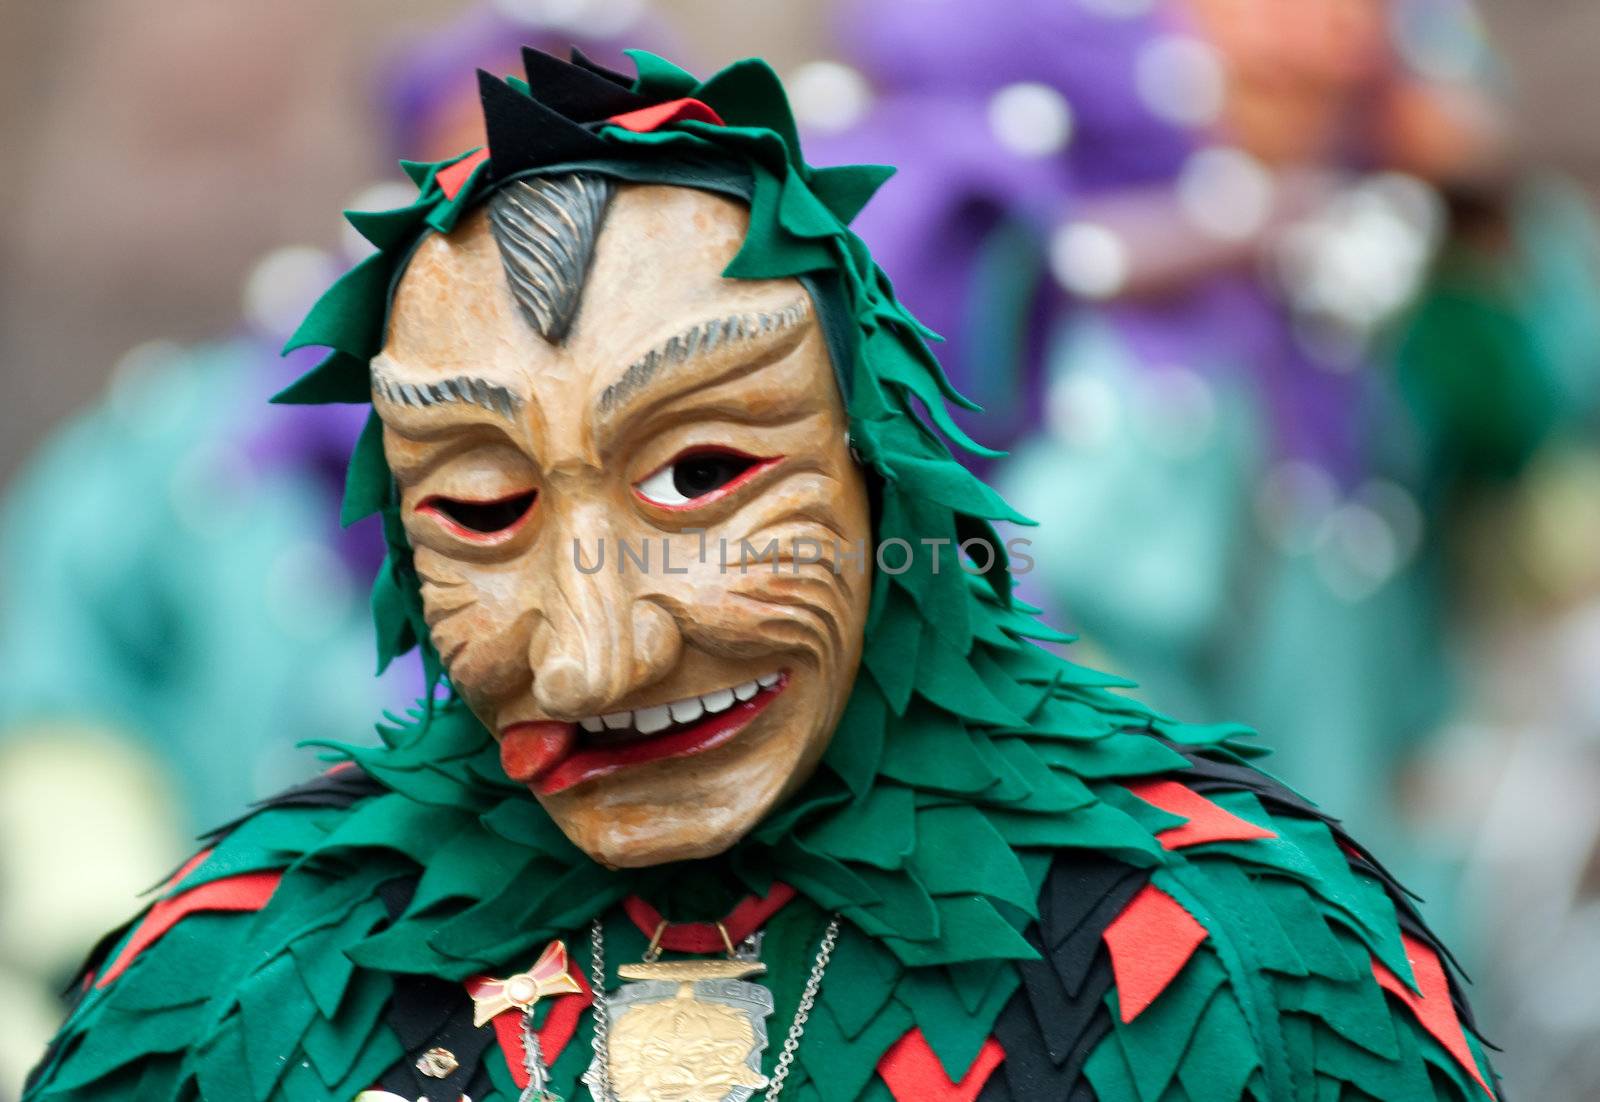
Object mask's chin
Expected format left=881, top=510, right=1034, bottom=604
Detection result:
left=578, top=807, right=755, bottom=869
left=536, top=698, right=830, bottom=869
left=545, top=779, right=779, bottom=869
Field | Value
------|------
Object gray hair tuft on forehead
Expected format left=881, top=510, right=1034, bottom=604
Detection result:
left=485, top=173, right=615, bottom=343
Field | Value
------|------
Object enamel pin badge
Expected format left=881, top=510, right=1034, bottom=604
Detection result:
left=468, top=940, right=582, bottom=1027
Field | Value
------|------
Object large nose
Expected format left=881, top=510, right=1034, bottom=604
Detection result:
left=527, top=512, right=682, bottom=719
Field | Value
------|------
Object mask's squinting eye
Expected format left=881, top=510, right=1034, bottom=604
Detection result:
left=418, top=490, right=537, bottom=538
left=636, top=449, right=773, bottom=508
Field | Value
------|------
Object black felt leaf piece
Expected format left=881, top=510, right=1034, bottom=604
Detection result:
left=569, top=46, right=636, bottom=89
left=478, top=70, right=609, bottom=181
left=522, top=46, right=650, bottom=122
left=377, top=972, right=496, bottom=1101
left=1045, top=853, right=1147, bottom=951
left=388, top=973, right=461, bottom=1049
left=979, top=851, right=1150, bottom=1099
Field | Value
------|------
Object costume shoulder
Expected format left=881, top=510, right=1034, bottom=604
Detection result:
left=984, top=737, right=1502, bottom=1102
left=21, top=766, right=424, bottom=1102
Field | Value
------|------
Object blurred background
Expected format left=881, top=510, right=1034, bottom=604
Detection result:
left=2, top=0, right=1598, bottom=1097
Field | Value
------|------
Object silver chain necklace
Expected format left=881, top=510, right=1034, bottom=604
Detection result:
left=583, top=913, right=841, bottom=1102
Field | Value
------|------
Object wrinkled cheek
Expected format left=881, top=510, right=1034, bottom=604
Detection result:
left=421, top=572, right=536, bottom=708
left=673, top=559, right=802, bottom=658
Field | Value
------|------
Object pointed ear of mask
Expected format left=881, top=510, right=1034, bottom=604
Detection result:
left=522, top=46, right=650, bottom=122
left=477, top=70, right=610, bottom=181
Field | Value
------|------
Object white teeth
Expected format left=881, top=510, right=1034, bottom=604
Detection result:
left=669, top=697, right=705, bottom=724
left=701, top=688, right=736, bottom=714
left=634, top=704, right=672, bottom=735
left=577, top=674, right=785, bottom=734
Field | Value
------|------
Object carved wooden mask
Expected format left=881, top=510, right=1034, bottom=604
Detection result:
left=374, top=180, right=873, bottom=867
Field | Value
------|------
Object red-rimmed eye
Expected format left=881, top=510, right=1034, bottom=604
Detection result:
left=635, top=450, right=774, bottom=508
left=418, top=490, right=537, bottom=537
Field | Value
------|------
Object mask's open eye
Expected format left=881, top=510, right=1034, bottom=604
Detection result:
left=636, top=449, right=772, bottom=508
left=418, top=490, right=537, bottom=538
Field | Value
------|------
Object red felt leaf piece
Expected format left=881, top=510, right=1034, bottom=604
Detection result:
left=157, top=846, right=216, bottom=893
left=436, top=148, right=489, bottom=200
left=878, top=1029, right=1004, bottom=1102
left=1125, top=779, right=1277, bottom=850
left=623, top=883, right=798, bottom=953
left=96, top=869, right=283, bottom=987
left=468, top=949, right=593, bottom=1089
left=1103, top=883, right=1209, bottom=1022
left=1371, top=933, right=1495, bottom=1097
left=607, top=97, right=725, bottom=133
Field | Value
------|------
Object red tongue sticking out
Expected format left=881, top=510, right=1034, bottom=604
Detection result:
left=499, top=722, right=578, bottom=784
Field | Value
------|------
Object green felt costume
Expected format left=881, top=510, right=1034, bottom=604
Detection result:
left=25, top=49, right=1501, bottom=1102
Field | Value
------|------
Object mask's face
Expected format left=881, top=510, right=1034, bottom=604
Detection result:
left=375, top=184, right=873, bottom=867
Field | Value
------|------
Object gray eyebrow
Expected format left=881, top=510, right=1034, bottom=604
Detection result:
left=597, top=297, right=811, bottom=416
left=371, top=369, right=520, bottom=419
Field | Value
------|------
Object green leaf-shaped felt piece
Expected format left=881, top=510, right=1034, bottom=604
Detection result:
left=809, top=164, right=896, bottom=226
left=1115, top=950, right=1230, bottom=1102
left=368, top=558, right=417, bottom=676
left=40, top=1000, right=195, bottom=1092
left=819, top=680, right=889, bottom=798
left=1311, top=1001, right=1436, bottom=1101
left=989, top=738, right=1099, bottom=814
left=1274, top=817, right=1414, bottom=988
left=1175, top=984, right=1261, bottom=1102
left=1190, top=864, right=1309, bottom=980
left=344, top=201, right=431, bottom=251
left=282, top=252, right=391, bottom=357
left=909, top=805, right=1036, bottom=914
left=1031, top=729, right=1192, bottom=779
left=884, top=894, right=1035, bottom=968
left=694, top=59, right=803, bottom=162
left=236, top=954, right=316, bottom=1099
left=339, top=412, right=389, bottom=526
left=818, top=931, right=904, bottom=1040
left=270, top=350, right=372, bottom=405
left=624, top=48, right=700, bottom=98
left=802, top=783, right=916, bottom=870
left=878, top=701, right=1002, bottom=795
left=1252, top=875, right=1366, bottom=985
left=987, top=796, right=1164, bottom=864
left=104, top=913, right=248, bottom=1012
left=191, top=1016, right=252, bottom=1102
left=802, top=992, right=915, bottom=1102
left=297, top=967, right=393, bottom=1086
left=289, top=898, right=386, bottom=1019
left=852, top=864, right=940, bottom=944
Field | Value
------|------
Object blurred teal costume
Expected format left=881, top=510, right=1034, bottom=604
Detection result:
left=0, top=340, right=399, bottom=829
left=1000, top=176, right=1600, bottom=871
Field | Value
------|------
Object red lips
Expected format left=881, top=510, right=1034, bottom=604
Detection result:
left=498, top=678, right=786, bottom=797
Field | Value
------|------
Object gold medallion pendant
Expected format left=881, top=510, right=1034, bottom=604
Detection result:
left=584, top=959, right=773, bottom=1102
